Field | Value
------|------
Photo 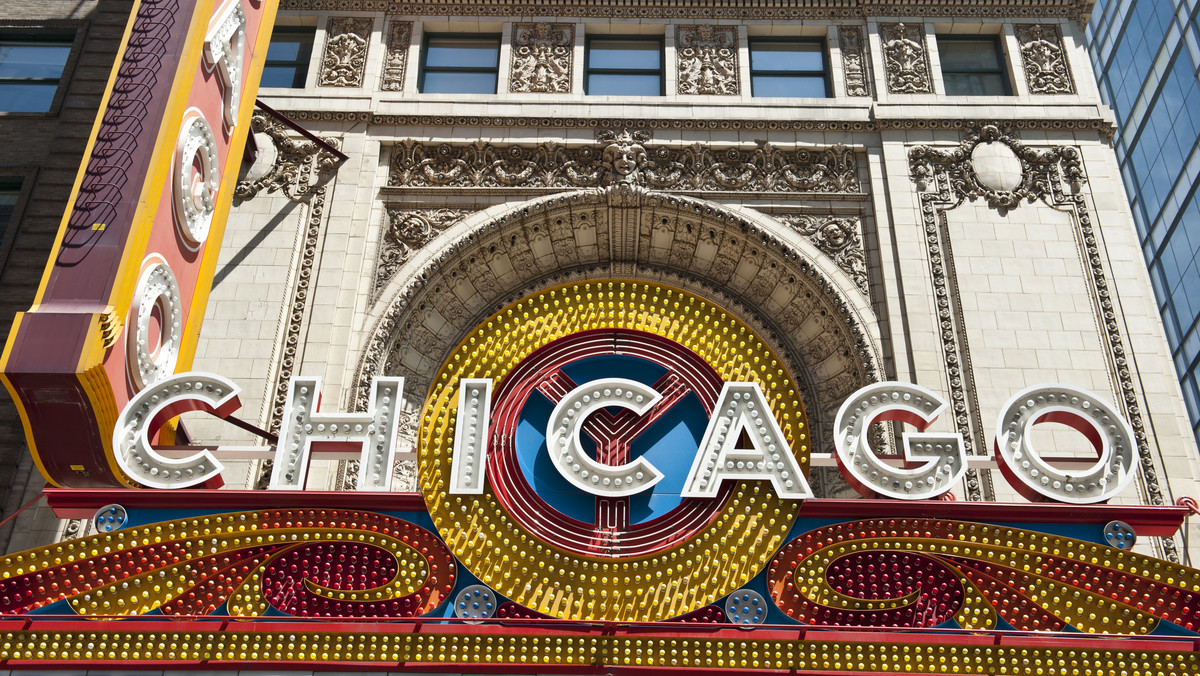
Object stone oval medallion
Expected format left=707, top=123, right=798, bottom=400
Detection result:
left=970, top=141, right=1024, bottom=192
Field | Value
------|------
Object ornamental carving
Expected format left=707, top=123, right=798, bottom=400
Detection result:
left=359, top=186, right=884, bottom=461
left=374, top=207, right=472, bottom=297
left=234, top=112, right=343, bottom=202
left=881, top=22, right=932, bottom=94
left=838, top=25, right=870, bottom=97
left=1015, top=24, right=1075, bottom=95
left=318, top=16, right=373, bottom=87
left=380, top=21, right=412, bottom=91
left=776, top=214, right=869, bottom=293
left=509, top=23, right=573, bottom=93
left=909, top=124, right=1084, bottom=210
left=388, top=133, right=861, bottom=194
left=676, top=25, right=739, bottom=96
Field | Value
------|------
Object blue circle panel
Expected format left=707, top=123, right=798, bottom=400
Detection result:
left=514, top=354, right=709, bottom=524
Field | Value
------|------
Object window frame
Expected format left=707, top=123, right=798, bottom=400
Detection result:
left=260, top=25, right=317, bottom=89
left=0, top=28, right=81, bottom=115
left=0, top=171, right=33, bottom=275
left=747, top=36, right=831, bottom=98
left=584, top=34, right=665, bottom=96
left=417, top=32, right=502, bottom=94
left=936, top=34, right=1013, bottom=96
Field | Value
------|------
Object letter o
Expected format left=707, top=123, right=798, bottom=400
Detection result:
left=127, top=256, right=183, bottom=391
left=994, top=384, right=1137, bottom=504
left=173, top=109, right=220, bottom=249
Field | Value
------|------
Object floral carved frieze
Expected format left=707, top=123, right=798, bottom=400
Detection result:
left=881, top=22, right=932, bottom=94
left=509, top=23, right=574, bottom=93
left=909, top=124, right=1084, bottom=210
left=776, top=214, right=869, bottom=293
left=676, top=25, right=739, bottom=95
left=375, top=207, right=473, bottom=297
left=380, top=21, right=412, bottom=91
left=838, top=25, right=870, bottom=97
left=387, top=132, right=862, bottom=194
left=319, top=16, right=373, bottom=87
left=1015, top=24, right=1075, bottom=95
left=234, top=112, right=343, bottom=202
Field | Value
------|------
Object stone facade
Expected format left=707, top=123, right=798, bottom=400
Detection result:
left=2, top=1, right=1198, bottom=565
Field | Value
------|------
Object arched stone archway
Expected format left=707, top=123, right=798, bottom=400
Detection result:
left=356, top=184, right=883, bottom=461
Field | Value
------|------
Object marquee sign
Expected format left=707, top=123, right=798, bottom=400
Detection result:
left=0, top=281, right=1198, bottom=673
left=0, top=2, right=1198, bottom=672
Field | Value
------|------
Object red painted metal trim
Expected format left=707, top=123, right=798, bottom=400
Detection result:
left=44, top=488, right=1190, bottom=534
left=44, top=487, right=428, bottom=517
left=794, top=497, right=1190, bottom=535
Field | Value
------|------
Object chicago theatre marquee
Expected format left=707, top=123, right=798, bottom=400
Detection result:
left=4, top=0, right=1200, bottom=673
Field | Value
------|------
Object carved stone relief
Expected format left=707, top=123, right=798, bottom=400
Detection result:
left=358, top=186, right=883, bottom=470
left=776, top=215, right=869, bottom=293
left=509, top=23, right=573, bottom=93
left=375, top=207, right=473, bottom=298
left=234, top=112, right=343, bottom=202
left=838, top=25, right=870, bottom=97
left=318, top=16, right=373, bottom=87
left=1014, top=24, right=1075, bottom=95
left=285, top=107, right=1117, bottom=137
left=909, top=123, right=1083, bottom=210
left=908, top=125, right=1175, bottom=562
left=676, top=25, right=739, bottom=95
left=380, top=21, right=412, bottom=91
left=881, top=22, right=932, bottom=94
left=388, top=131, right=862, bottom=194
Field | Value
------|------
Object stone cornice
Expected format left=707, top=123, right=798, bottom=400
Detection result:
left=277, top=110, right=1117, bottom=138
left=279, top=0, right=1094, bottom=24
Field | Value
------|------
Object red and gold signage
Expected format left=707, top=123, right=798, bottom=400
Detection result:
left=0, top=281, right=1194, bottom=673
left=0, top=0, right=276, bottom=488
left=0, top=3, right=1198, bottom=674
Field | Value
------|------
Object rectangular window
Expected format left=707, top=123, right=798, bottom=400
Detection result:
left=261, top=26, right=316, bottom=88
left=585, top=36, right=663, bottom=96
left=0, top=33, right=73, bottom=112
left=749, top=38, right=829, bottom=97
left=419, top=34, right=501, bottom=94
left=0, top=179, right=20, bottom=243
left=937, top=36, right=1011, bottom=96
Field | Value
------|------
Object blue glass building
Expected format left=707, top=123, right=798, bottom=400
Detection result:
left=1087, top=0, right=1200, bottom=449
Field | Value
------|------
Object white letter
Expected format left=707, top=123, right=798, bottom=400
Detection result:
left=834, top=381, right=966, bottom=500
left=545, top=377, right=665, bottom=497
left=682, top=382, right=812, bottom=499
left=172, top=109, right=220, bottom=250
left=450, top=378, right=492, bottom=494
left=995, top=384, right=1136, bottom=504
left=204, top=0, right=246, bottom=129
left=113, top=372, right=237, bottom=489
left=126, top=257, right=183, bottom=391
left=271, top=376, right=404, bottom=491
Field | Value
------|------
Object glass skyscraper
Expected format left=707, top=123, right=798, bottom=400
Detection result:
left=1087, top=0, right=1200, bottom=448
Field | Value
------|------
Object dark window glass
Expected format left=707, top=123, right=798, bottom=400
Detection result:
left=0, top=34, right=73, bottom=112
left=585, top=36, right=663, bottom=95
left=261, top=27, right=315, bottom=88
left=749, top=38, right=829, bottom=97
left=937, top=36, right=1011, bottom=96
left=0, top=180, right=19, bottom=242
left=419, top=34, right=501, bottom=94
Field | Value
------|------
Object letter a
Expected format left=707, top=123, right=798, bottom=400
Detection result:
left=681, top=382, right=812, bottom=500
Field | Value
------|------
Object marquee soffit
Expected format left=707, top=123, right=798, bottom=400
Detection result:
left=356, top=184, right=883, bottom=454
